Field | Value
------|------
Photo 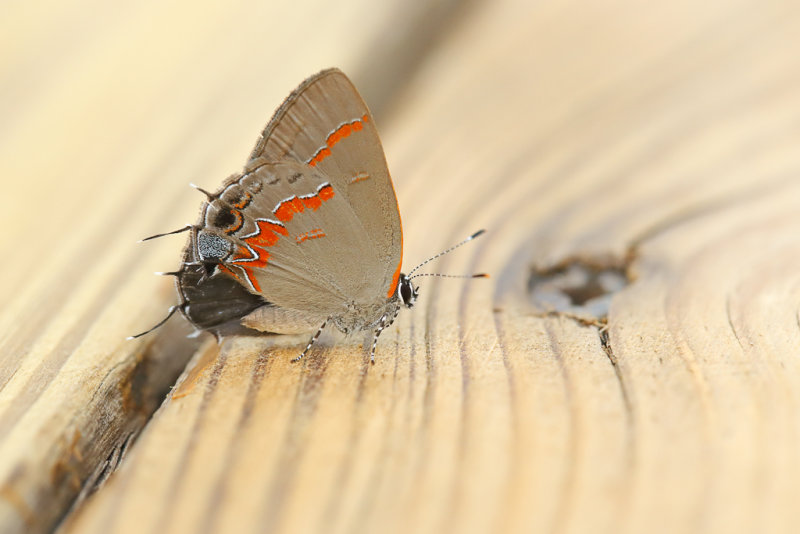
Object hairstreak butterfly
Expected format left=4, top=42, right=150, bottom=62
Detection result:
left=133, top=68, right=486, bottom=362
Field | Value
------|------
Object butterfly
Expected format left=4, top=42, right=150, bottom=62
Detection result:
left=133, top=68, right=486, bottom=362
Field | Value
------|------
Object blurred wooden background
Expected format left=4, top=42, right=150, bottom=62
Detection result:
left=2, top=0, right=800, bottom=533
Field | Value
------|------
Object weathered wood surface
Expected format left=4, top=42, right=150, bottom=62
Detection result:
left=2, top=0, right=800, bottom=533
left=0, top=1, right=463, bottom=532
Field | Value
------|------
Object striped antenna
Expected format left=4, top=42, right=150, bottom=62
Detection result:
left=407, top=229, right=486, bottom=277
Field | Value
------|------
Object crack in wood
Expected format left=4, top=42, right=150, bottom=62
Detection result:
left=726, top=296, right=747, bottom=351
left=73, top=430, right=138, bottom=508
left=598, top=328, right=632, bottom=417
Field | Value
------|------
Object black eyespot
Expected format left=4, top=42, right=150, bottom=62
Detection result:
left=213, top=209, right=236, bottom=229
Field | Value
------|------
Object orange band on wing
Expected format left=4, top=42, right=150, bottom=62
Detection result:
left=318, top=184, right=334, bottom=201
left=219, top=261, right=262, bottom=293
left=241, top=266, right=262, bottom=292
left=386, top=175, right=403, bottom=299
left=225, top=183, right=337, bottom=293
left=230, top=244, right=270, bottom=293
left=296, top=228, right=326, bottom=244
left=308, top=114, right=370, bottom=167
left=218, top=264, right=241, bottom=282
left=387, top=263, right=402, bottom=299
left=302, top=195, right=322, bottom=210
left=246, top=220, right=288, bottom=247
left=274, top=185, right=335, bottom=222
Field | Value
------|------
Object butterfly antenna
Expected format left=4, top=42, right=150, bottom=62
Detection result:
left=409, top=272, right=489, bottom=281
left=407, top=229, right=486, bottom=276
left=139, top=225, right=194, bottom=242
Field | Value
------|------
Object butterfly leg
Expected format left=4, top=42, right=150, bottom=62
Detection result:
left=369, top=308, right=400, bottom=364
left=292, top=319, right=328, bottom=362
left=127, top=303, right=184, bottom=339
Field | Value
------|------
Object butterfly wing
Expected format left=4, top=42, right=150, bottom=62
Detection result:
left=249, top=69, right=403, bottom=300
left=178, top=69, right=403, bottom=335
left=201, top=160, right=392, bottom=318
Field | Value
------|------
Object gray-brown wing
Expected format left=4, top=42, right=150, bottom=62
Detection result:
left=200, top=160, right=392, bottom=317
left=249, top=68, right=403, bottom=301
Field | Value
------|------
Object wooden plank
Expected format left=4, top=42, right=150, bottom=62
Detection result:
left=3, top=0, right=800, bottom=533
left=0, top=1, right=468, bottom=533
left=65, top=0, right=800, bottom=532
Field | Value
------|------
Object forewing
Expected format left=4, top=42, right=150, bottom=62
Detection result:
left=249, top=68, right=403, bottom=299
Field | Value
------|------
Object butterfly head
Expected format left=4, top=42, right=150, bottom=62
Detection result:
left=397, top=273, right=418, bottom=308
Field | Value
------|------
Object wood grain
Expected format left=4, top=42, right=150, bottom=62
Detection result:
left=3, top=0, right=800, bottom=533
left=0, top=1, right=468, bottom=533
